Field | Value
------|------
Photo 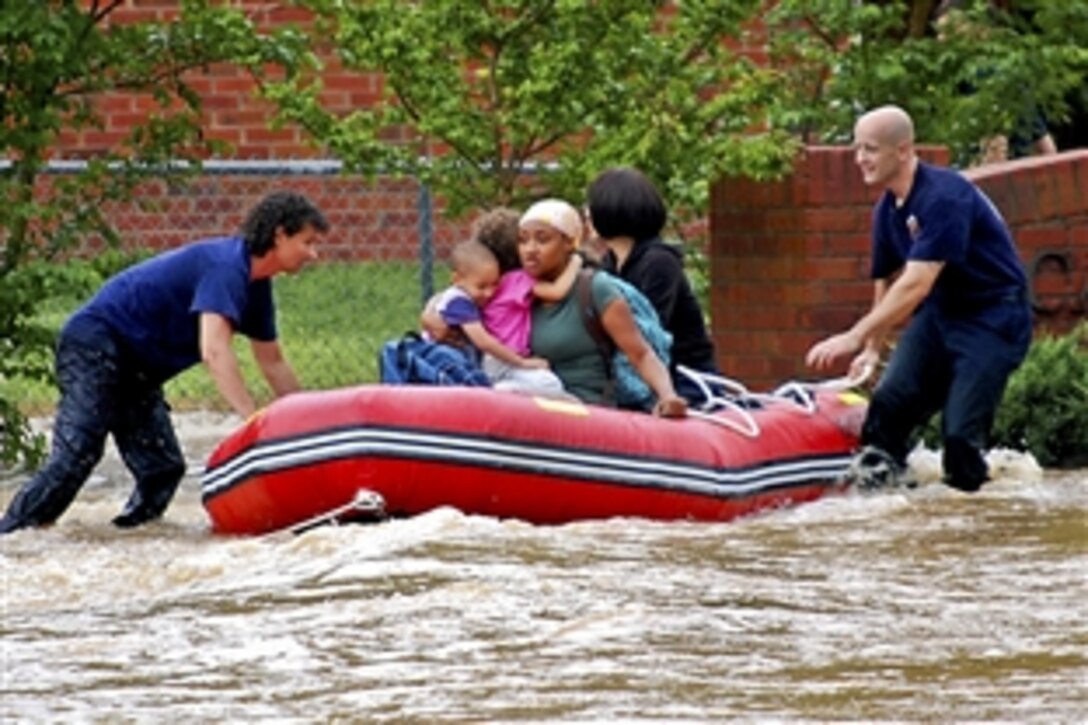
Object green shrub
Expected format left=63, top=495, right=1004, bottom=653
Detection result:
left=916, top=323, right=1088, bottom=468
left=991, top=323, right=1088, bottom=468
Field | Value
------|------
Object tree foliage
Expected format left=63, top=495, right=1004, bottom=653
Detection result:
left=269, top=0, right=800, bottom=218
left=765, top=0, right=1088, bottom=164
left=270, top=0, right=1086, bottom=211
left=0, top=0, right=313, bottom=467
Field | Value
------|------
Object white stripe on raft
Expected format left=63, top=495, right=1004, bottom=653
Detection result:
left=201, top=426, right=853, bottom=500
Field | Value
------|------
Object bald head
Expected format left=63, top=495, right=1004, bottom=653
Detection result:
left=856, top=105, right=915, bottom=147
left=853, top=105, right=918, bottom=193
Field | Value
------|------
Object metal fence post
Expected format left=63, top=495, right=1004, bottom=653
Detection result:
left=418, top=180, right=435, bottom=307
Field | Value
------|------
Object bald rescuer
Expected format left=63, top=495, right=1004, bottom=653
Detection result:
left=806, top=105, right=1032, bottom=493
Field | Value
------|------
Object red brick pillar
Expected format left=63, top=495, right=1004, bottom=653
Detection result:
left=967, top=150, right=1088, bottom=335
left=708, top=145, right=949, bottom=389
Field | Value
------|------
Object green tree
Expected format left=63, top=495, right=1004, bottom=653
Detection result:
left=268, top=0, right=800, bottom=220
left=765, top=0, right=1088, bottom=163
left=267, top=0, right=1086, bottom=215
left=0, top=0, right=313, bottom=467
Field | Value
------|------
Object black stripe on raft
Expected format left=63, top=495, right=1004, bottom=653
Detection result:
left=201, top=424, right=851, bottom=502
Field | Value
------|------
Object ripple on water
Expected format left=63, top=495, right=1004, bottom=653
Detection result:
left=2, top=450, right=1086, bottom=721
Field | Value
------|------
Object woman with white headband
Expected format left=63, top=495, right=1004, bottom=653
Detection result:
left=519, top=198, right=687, bottom=418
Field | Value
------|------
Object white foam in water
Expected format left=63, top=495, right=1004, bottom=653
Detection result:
left=771, top=444, right=1049, bottom=530
left=906, top=445, right=944, bottom=485
left=986, top=447, right=1044, bottom=483
left=907, top=444, right=1044, bottom=485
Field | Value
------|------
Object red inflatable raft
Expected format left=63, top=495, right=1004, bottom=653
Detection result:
left=201, top=380, right=868, bottom=535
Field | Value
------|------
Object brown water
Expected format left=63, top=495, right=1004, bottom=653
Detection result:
left=1, top=414, right=1085, bottom=722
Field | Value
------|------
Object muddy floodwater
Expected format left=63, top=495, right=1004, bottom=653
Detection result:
left=2, top=412, right=1085, bottom=722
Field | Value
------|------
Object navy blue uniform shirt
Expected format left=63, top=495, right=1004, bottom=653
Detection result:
left=871, top=162, right=1027, bottom=324
left=64, top=237, right=276, bottom=383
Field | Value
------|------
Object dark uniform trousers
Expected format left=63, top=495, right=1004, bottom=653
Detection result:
left=0, top=326, right=186, bottom=532
left=862, top=297, right=1032, bottom=490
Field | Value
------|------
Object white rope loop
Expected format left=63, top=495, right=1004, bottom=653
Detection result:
left=676, top=364, right=874, bottom=437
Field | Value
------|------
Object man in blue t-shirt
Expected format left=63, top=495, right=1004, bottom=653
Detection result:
left=0, top=191, right=329, bottom=534
left=807, top=105, right=1032, bottom=493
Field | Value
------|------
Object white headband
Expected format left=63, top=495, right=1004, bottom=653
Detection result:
left=519, top=199, right=583, bottom=247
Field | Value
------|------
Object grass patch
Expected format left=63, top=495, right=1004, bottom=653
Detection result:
left=5, top=260, right=449, bottom=414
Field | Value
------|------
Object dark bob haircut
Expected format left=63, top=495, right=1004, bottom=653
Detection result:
left=242, top=191, right=329, bottom=256
left=586, top=167, right=667, bottom=243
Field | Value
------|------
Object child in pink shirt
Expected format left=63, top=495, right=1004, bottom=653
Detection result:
left=423, top=203, right=583, bottom=395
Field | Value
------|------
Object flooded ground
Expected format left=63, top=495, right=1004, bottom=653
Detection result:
left=1, top=412, right=1085, bottom=721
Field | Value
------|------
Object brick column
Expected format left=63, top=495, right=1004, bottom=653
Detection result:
left=967, top=150, right=1088, bottom=332
left=708, top=145, right=949, bottom=390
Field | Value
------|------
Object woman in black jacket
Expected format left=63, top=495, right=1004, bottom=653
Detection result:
left=586, top=167, right=721, bottom=405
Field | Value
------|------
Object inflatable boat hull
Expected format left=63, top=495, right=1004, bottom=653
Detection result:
left=201, top=385, right=867, bottom=535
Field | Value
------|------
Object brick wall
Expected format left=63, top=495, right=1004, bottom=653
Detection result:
left=58, top=1, right=376, bottom=160
left=86, top=169, right=470, bottom=262
left=709, top=147, right=1088, bottom=389
left=966, top=154, right=1088, bottom=327
left=67, top=1, right=769, bottom=162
